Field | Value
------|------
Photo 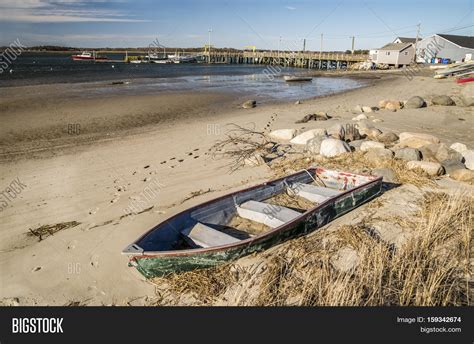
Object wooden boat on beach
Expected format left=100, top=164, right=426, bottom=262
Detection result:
left=122, top=167, right=382, bottom=278
left=284, top=75, right=313, bottom=82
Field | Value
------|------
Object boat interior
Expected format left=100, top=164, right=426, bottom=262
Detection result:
left=123, top=168, right=375, bottom=254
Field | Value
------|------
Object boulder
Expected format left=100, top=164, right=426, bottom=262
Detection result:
left=348, top=139, right=366, bottom=151
left=385, top=100, right=402, bottom=111
left=407, top=161, right=444, bottom=176
left=305, top=135, right=329, bottom=154
left=431, top=95, right=455, bottom=106
left=269, top=129, right=297, bottom=141
left=372, top=168, right=398, bottom=183
left=450, top=142, right=468, bottom=154
left=359, top=127, right=382, bottom=139
left=377, top=131, right=399, bottom=144
left=244, top=152, right=265, bottom=166
left=361, top=141, right=385, bottom=151
left=399, top=132, right=440, bottom=148
left=424, top=143, right=464, bottom=163
left=320, top=138, right=351, bottom=157
left=352, top=114, right=368, bottom=121
left=242, top=100, right=256, bottom=108
left=295, top=112, right=329, bottom=123
left=372, top=118, right=383, bottom=123
left=351, top=105, right=363, bottom=114
left=462, top=150, right=474, bottom=170
left=295, top=100, right=301, bottom=105
left=442, top=159, right=467, bottom=175
left=362, top=106, right=374, bottom=113
left=418, top=146, right=438, bottom=162
left=460, top=83, right=474, bottom=106
left=378, top=99, right=389, bottom=108
left=404, top=96, right=426, bottom=109
left=331, top=247, right=359, bottom=272
left=450, top=169, right=474, bottom=183
left=327, top=124, right=345, bottom=140
left=365, top=148, right=394, bottom=164
left=290, top=129, right=327, bottom=145
left=394, top=147, right=422, bottom=161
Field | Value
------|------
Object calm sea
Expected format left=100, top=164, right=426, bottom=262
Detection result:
left=0, top=52, right=365, bottom=101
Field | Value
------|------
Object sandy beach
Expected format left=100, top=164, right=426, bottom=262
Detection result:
left=0, top=68, right=472, bottom=306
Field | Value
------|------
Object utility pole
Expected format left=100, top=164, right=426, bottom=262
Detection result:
left=350, top=36, right=355, bottom=54
left=278, top=35, right=281, bottom=58
left=320, top=33, right=323, bottom=57
left=208, top=28, right=212, bottom=64
left=303, top=38, right=306, bottom=52
left=414, top=23, right=421, bottom=62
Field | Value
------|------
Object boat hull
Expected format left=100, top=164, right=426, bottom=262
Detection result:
left=129, top=173, right=382, bottom=278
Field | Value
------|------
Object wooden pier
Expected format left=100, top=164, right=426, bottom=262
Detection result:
left=205, top=50, right=368, bottom=70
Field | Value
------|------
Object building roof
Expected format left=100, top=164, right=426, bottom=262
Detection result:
left=379, top=43, right=413, bottom=52
left=437, top=34, right=474, bottom=49
left=395, top=37, right=417, bottom=43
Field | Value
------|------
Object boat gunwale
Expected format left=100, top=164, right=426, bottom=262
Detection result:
left=125, top=167, right=382, bottom=259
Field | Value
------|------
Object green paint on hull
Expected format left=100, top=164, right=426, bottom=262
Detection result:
left=133, top=182, right=381, bottom=278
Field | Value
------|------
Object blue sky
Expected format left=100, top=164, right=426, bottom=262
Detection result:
left=0, top=0, right=472, bottom=50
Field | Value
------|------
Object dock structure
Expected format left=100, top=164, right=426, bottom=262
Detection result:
left=205, top=50, right=368, bottom=69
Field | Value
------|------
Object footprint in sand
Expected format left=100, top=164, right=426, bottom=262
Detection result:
left=193, top=148, right=199, bottom=151
left=178, top=159, right=184, bottom=163
left=170, top=157, right=176, bottom=161
left=160, top=161, right=166, bottom=164
left=32, top=266, right=42, bottom=272
left=194, top=156, right=199, bottom=159
left=188, top=152, right=193, bottom=156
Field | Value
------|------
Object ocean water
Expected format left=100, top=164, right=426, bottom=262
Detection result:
left=0, top=52, right=365, bottom=101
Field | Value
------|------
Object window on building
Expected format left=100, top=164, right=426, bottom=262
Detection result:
left=387, top=52, right=390, bottom=55
left=404, top=52, right=408, bottom=55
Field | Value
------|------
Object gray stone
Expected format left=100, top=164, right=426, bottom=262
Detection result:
left=361, top=141, right=385, bottom=151
left=442, top=159, right=467, bottom=175
left=242, top=100, right=256, bottom=108
left=330, top=247, right=359, bottom=272
left=377, top=131, right=399, bottom=144
left=327, top=124, right=345, bottom=140
left=450, top=142, right=468, bottom=154
left=394, top=147, right=422, bottom=161
left=269, top=129, right=297, bottom=141
left=290, top=128, right=327, bottom=145
left=348, top=139, right=366, bottom=151
left=426, top=143, right=464, bottom=163
left=404, top=96, right=426, bottom=109
left=432, top=95, right=455, bottom=106
left=407, top=161, right=445, bottom=176
left=372, top=168, right=398, bottom=183
left=462, top=150, right=474, bottom=170
left=460, top=83, right=474, bottom=106
left=305, top=135, right=329, bottom=154
left=450, top=169, right=474, bottom=183
left=365, top=148, right=393, bottom=164
left=399, top=132, right=440, bottom=148
left=320, top=138, right=351, bottom=157
left=362, top=106, right=374, bottom=113
left=351, top=104, right=363, bottom=114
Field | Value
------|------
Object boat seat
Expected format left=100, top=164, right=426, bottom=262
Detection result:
left=236, top=200, right=301, bottom=228
left=181, top=222, right=240, bottom=248
left=288, top=182, right=341, bottom=203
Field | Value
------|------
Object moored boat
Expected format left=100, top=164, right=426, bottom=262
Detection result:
left=71, top=51, right=108, bottom=61
left=284, top=75, right=313, bottom=82
left=122, top=167, right=382, bottom=278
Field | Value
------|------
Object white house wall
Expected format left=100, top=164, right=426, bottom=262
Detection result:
left=417, top=35, right=474, bottom=62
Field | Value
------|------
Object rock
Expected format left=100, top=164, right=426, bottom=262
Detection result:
left=319, top=138, right=351, bottom=157
left=306, top=135, right=330, bottom=154
left=352, top=114, right=368, bottom=121
left=404, top=96, right=426, bottom=109
left=361, top=141, right=385, bottom=151
left=327, top=124, right=345, bottom=140
left=372, top=167, right=398, bottom=183
left=394, top=147, right=422, bottom=161
left=365, top=148, right=393, bottom=164
left=431, top=95, right=455, bottom=106
left=359, top=127, right=382, bottom=139
left=290, top=129, right=327, bottom=145
left=242, top=100, right=256, bottom=108
left=362, top=106, right=374, bottom=113
left=460, top=83, right=474, bottom=106
left=450, top=142, right=468, bottom=154
left=449, top=169, right=474, bottom=183
left=385, top=100, right=402, bottom=111
left=351, top=105, right=363, bottom=114
left=295, top=100, right=301, bottom=105
left=348, top=139, right=366, bottom=151
left=418, top=146, right=438, bottom=162
left=371, top=222, right=409, bottom=248
left=378, top=99, right=388, bottom=108
left=399, top=132, right=440, bottom=148
left=407, top=161, right=444, bottom=176
left=442, top=159, right=467, bottom=175
left=244, top=153, right=265, bottom=166
left=462, top=150, right=474, bottom=170
left=295, top=112, right=329, bottom=123
left=377, top=131, right=399, bottom=144
left=372, top=118, right=383, bottom=123
left=425, top=143, right=464, bottom=163
left=269, top=129, right=297, bottom=141
left=331, top=247, right=358, bottom=272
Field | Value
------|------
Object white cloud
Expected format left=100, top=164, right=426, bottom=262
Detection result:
left=0, top=0, right=148, bottom=23
left=285, top=6, right=296, bottom=10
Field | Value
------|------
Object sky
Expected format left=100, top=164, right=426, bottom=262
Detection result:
left=0, top=0, right=472, bottom=50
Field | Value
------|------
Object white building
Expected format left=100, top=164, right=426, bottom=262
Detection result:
left=416, top=34, right=474, bottom=63
left=370, top=43, right=415, bottom=67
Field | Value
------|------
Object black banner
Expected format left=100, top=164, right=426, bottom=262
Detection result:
left=0, top=307, right=472, bottom=343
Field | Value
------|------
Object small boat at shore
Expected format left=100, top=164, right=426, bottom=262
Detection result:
left=284, top=75, right=313, bottom=82
left=122, top=167, right=382, bottom=278
left=71, top=51, right=108, bottom=61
